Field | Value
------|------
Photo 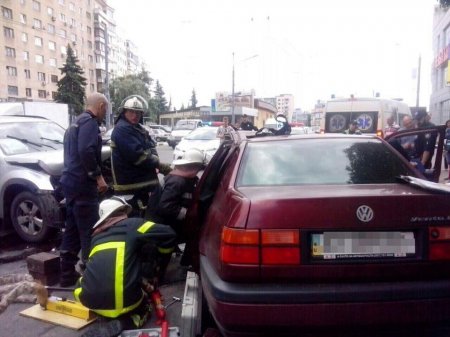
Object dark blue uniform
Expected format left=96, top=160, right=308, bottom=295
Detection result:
left=59, top=111, right=103, bottom=285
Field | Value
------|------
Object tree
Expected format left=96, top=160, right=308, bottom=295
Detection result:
left=440, top=0, right=450, bottom=8
left=152, top=80, right=168, bottom=123
left=55, top=44, right=87, bottom=116
left=190, top=89, right=198, bottom=108
left=109, top=69, right=153, bottom=120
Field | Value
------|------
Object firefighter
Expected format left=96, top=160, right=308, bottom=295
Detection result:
left=75, top=197, right=176, bottom=337
left=110, top=96, right=167, bottom=216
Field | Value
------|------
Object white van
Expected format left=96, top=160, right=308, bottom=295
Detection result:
left=320, top=97, right=411, bottom=138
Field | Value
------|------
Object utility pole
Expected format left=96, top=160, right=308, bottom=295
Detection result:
left=231, top=52, right=235, bottom=125
left=416, top=54, right=421, bottom=108
left=103, top=23, right=112, bottom=129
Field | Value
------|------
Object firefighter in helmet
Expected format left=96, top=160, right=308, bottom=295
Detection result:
left=110, top=96, right=167, bottom=216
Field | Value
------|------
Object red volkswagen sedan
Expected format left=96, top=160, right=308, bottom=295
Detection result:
left=186, top=123, right=450, bottom=336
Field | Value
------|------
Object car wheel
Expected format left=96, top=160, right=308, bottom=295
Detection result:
left=10, top=191, right=51, bottom=243
left=156, top=137, right=161, bottom=142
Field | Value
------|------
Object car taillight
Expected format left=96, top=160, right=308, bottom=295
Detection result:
left=429, top=227, right=450, bottom=260
left=220, top=227, right=300, bottom=265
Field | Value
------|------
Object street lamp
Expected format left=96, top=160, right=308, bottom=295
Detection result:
left=231, top=52, right=259, bottom=125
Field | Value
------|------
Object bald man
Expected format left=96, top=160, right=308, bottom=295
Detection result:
left=59, top=93, right=109, bottom=287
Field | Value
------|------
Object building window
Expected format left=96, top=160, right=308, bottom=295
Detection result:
left=48, top=40, right=56, bottom=50
left=20, top=0, right=26, bottom=5
left=88, top=55, right=93, bottom=63
left=71, top=33, right=76, bottom=42
left=87, top=40, right=92, bottom=49
left=6, top=66, right=18, bottom=76
left=89, top=69, right=94, bottom=78
left=21, top=32, right=28, bottom=42
left=71, top=18, right=76, bottom=27
left=3, top=26, right=14, bottom=38
left=60, top=45, right=66, bottom=54
left=47, top=24, right=55, bottom=34
left=5, top=47, right=16, bottom=57
left=8, top=86, right=19, bottom=96
left=51, top=74, right=58, bottom=83
left=33, top=18, right=42, bottom=29
left=38, top=90, right=47, bottom=98
left=47, top=6, right=53, bottom=15
left=2, top=7, right=13, bottom=20
left=26, top=88, right=32, bottom=97
left=86, top=11, right=91, bottom=20
left=90, top=83, right=95, bottom=92
left=69, top=2, right=74, bottom=11
left=20, top=13, right=27, bottom=24
left=23, top=51, right=29, bottom=60
left=52, top=91, right=57, bottom=99
left=59, top=0, right=65, bottom=5
left=35, top=36, right=43, bottom=47
left=60, top=29, right=66, bottom=38
left=49, top=58, right=56, bottom=67
left=38, top=72, right=46, bottom=81
left=35, top=54, right=44, bottom=63
left=32, top=0, right=41, bottom=11
left=87, top=26, right=91, bottom=34
left=60, top=13, right=66, bottom=22
left=24, top=69, right=31, bottom=78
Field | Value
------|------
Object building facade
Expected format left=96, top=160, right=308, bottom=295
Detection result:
left=0, top=0, right=96, bottom=101
left=431, top=5, right=450, bottom=124
left=275, top=94, right=294, bottom=121
left=0, top=0, right=140, bottom=103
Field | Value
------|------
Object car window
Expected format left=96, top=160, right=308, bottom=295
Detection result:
left=0, top=121, right=65, bottom=154
left=174, top=120, right=198, bottom=130
left=184, top=127, right=217, bottom=140
left=236, top=138, right=412, bottom=186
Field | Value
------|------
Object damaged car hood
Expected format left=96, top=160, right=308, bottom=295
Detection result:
left=4, top=149, right=64, bottom=176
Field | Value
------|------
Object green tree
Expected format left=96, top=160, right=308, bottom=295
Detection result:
left=152, top=80, right=168, bottom=123
left=440, top=0, right=450, bottom=8
left=109, top=69, right=153, bottom=119
left=190, top=89, right=198, bottom=108
left=55, top=44, right=87, bottom=116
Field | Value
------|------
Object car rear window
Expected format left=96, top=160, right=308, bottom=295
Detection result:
left=236, top=138, right=412, bottom=186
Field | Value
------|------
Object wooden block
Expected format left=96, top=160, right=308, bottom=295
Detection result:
left=29, top=271, right=59, bottom=286
left=20, top=304, right=96, bottom=330
left=26, top=252, right=60, bottom=275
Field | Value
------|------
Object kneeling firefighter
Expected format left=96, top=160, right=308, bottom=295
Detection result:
left=110, top=95, right=169, bottom=216
left=74, top=197, right=176, bottom=336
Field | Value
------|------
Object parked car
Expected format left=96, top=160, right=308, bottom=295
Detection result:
left=152, top=128, right=170, bottom=142
left=187, top=119, right=450, bottom=336
left=147, top=124, right=172, bottom=133
left=168, top=119, right=203, bottom=149
left=0, top=115, right=111, bottom=243
left=173, top=126, right=219, bottom=165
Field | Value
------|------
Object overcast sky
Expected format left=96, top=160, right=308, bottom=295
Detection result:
left=109, top=0, right=435, bottom=111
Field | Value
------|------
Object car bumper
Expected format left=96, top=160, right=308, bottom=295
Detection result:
left=200, top=255, right=450, bottom=336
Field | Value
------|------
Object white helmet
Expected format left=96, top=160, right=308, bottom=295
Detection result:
left=93, top=197, right=132, bottom=229
left=123, top=97, right=144, bottom=112
left=172, top=148, right=205, bottom=166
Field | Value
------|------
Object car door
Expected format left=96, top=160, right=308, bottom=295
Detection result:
left=385, top=124, right=446, bottom=182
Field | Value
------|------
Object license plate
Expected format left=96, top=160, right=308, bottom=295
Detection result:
left=311, top=231, right=416, bottom=260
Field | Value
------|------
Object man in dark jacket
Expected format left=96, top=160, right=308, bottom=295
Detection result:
left=111, top=96, right=164, bottom=216
left=240, top=114, right=258, bottom=131
left=413, top=110, right=437, bottom=170
left=59, top=92, right=109, bottom=287
left=75, top=197, right=176, bottom=337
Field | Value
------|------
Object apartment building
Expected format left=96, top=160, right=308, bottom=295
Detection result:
left=431, top=5, right=450, bottom=124
left=0, top=0, right=97, bottom=102
left=275, top=94, right=294, bottom=121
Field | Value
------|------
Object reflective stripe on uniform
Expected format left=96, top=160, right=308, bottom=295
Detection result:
left=158, top=246, right=174, bottom=254
left=134, top=152, right=148, bottom=166
left=137, top=221, right=155, bottom=233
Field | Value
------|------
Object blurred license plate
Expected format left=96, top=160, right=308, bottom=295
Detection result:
left=311, top=231, right=415, bottom=260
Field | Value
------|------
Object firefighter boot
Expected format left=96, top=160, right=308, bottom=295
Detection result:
left=60, top=251, right=81, bottom=287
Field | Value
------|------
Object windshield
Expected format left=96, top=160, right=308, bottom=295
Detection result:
left=0, top=121, right=65, bottom=155
left=237, top=138, right=412, bottom=186
left=175, top=121, right=199, bottom=130
left=184, top=127, right=218, bottom=140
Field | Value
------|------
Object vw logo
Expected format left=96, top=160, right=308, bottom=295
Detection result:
left=356, top=205, right=374, bottom=222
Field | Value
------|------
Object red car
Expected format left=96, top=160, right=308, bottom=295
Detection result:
left=186, top=122, right=450, bottom=336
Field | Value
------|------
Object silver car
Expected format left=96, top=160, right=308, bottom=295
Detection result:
left=0, top=116, right=110, bottom=243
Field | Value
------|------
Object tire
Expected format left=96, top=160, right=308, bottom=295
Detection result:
left=10, top=191, right=52, bottom=243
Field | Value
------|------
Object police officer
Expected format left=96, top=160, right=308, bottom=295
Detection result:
left=59, top=93, right=109, bottom=287
left=111, top=96, right=165, bottom=216
left=74, top=197, right=176, bottom=336
left=413, top=110, right=437, bottom=170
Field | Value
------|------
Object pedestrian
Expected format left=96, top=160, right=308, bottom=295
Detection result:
left=384, top=115, right=400, bottom=137
left=413, top=110, right=437, bottom=170
left=146, top=148, right=204, bottom=248
left=343, top=120, right=362, bottom=135
left=444, top=119, right=450, bottom=180
left=240, top=114, right=258, bottom=131
left=216, top=116, right=236, bottom=143
left=111, top=96, right=170, bottom=217
left=59, top=92, right=109, bottom=287
left=75, top=197, right=176, bottom=337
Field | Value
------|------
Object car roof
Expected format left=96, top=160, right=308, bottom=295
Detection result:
left=0, top=115, right=53, bottom=123
left=245, top=132, right=377, bottom=143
